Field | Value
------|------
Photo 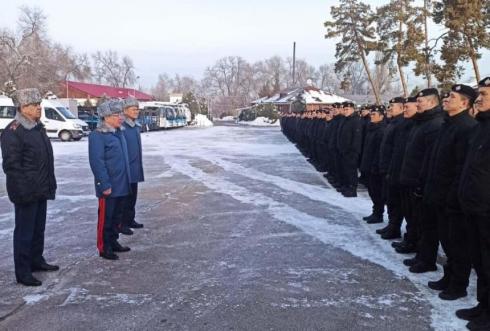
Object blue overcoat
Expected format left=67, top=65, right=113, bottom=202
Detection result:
left=88, top=123, right=131, bottom=198
left=122, top=119, right=144, bottom=183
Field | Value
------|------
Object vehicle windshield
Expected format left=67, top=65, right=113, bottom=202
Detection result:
left=56, top=107, right=76, bottom=119
left=0, top=106, right=16, bottom=119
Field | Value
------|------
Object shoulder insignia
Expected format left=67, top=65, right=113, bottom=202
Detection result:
left=10, top=121, right=20, bottom=131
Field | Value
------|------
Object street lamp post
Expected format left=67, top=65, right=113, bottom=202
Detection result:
left=133, top=76, right=140, bottom=97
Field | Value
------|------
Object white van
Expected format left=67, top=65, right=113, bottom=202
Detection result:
left=0, top=97, right=90, bottom=141
left=41, top=99, right=90, bottom=141
left=0, top=96, right=16, bottom=131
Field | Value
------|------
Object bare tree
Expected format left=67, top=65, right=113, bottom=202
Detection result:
left=171, top=74, right=199, bottom=94
left=92, top=50, right=136, bottom=87
left=317, top=64, right=341, bottom=93
left=151, top=74, right=172, bottom=101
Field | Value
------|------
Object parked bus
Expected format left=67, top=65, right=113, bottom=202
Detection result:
left=138, top=101, right=191, bottom=130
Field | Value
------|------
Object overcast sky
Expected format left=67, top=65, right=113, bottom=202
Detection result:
left=1, top=0, right=488, bottom=88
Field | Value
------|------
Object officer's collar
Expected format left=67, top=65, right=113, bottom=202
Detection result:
left=96, top=121, right=125, bottom=133
left=124, top=117, right=141, bottom=128
left=476, top=110, right=490, bottom=122
left=14, top=112, right=39, bottom=130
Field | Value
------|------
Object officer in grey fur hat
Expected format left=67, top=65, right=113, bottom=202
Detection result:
left=88, top=100, right=132, bottom=260
left=1, top=88, right=59, bottom=287
left=120, top=97, right=144, bottom=234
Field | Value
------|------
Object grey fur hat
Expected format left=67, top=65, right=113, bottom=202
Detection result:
left=97, top=100, right=123, bottom=118
left=12, top=88, right=42, bottom=107
left=123, top=97, right=139, bottom=109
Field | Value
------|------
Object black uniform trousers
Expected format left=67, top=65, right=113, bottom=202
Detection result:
left=416, top=202, right=439, bottom=266
left=467, top=214, right=490, bottom=309
left=400, top=187, right=421, bottom=245
left=335, top=151, right=344, bottom=184
left=367, top=173, right=385, bottom=216
left=439, top=207, right=471, bottom=291
left=387, top=184, right=404, bottom=229
left=340, top=154, right=358, bottom=189
left=14, top=200, right=47, bottom=278
left=97, top=196, right=125, bottom=253
left=122, top=183, right=138, bottom=227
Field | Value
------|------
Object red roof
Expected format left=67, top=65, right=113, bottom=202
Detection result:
left=64, top=81, right=154, bottom=101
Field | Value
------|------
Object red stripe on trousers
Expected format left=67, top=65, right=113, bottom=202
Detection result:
left=97, top=198, right=106, bottom=253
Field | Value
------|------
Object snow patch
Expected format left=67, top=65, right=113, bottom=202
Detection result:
left=238, top=117, right=280, bottom=127
left=24, top=294, right=48, bottom=305
left=219, top=116, right=235, bottom=121
left=191, top=114, right=213, bottom=127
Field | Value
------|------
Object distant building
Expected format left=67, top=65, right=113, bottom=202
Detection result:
left=170, top=93, right=183, bottom=103
left=252, top=86, right=350, bottom=112
left=59, top=81, right=154, bottom=106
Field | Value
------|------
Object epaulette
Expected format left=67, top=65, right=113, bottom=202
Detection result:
left=10, top=121, right=20, bottom=131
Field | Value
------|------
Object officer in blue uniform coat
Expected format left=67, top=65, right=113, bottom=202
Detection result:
left=121, top=97, right=145, bottom=233
left=88, top=100, right=132, bottom=260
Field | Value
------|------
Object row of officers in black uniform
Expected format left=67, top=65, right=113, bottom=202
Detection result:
left=280, top=77, right=490, bottom=331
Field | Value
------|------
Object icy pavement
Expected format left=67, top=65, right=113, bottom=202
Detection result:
left=0, top=124, right=476, bottom=330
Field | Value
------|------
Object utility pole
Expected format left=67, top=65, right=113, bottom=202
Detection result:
left=292, top=42, right=296, bottom=87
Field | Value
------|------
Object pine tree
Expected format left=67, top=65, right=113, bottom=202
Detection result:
left=433, top=0, right=490, bottom=83
left=411, top=0, right=435, bottom=87
left=376, top=0, right=424, bottom=96
left=324, top=0, right=381, bottom=104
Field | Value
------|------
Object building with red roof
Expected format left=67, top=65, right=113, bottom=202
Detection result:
left=59, top=81, right=154, bottom=106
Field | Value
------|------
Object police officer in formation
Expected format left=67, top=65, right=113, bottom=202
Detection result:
left=88, top=98, right=145, bottom=260
left=279, top=77, right=490, bottom=330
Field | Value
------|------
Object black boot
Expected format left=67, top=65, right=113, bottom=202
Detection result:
left=438, top=288, right=467, bottom=301
left=428, top=266, right=450, bottom=291
left=376, top=224, right=391, bottom=234
left=403, top=257, right=419, bottom=267
left=392, top=240, right=406, bottom=248
left=381, top=226, right=401, bottom=240
left=99, top=248, right=119, bottom=260
left=466, top=312, right=490, bottom=330
left=342, top=187, right=357, bottom=198
left=16, top=274, right=42, bottom=287
left=32, top=262, right=60, bottom=272
left=409, top=262, right=437, bottom=273
left=395, top=242, right=417, bottom=254
left=128, top=221, right=144, bottom=229
left=112, top=241, right=131, bottom=253
left=363, top=213, right=374, bottom=221
left=119, top=226, right=134, bottom=236
left=366, top=214, right=383, bottom=224
left=456, top=303, right=487, bottom=321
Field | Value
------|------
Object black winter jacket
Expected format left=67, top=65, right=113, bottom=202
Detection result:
left=360, top=121, right=386, bottom=174
left=388, top=118, right=415, bottom=186
left=379, top=114, right=404, bottom=175
left=459, top=111, right=490, bottom=215
left=424, top=111, right=477, bottom=206
left=1, top=113, right=57, bottom=204
left=327, top=116, right=342, bottom=152
left=337, top=112, right=362, bottom=162
left=400, top=107, right=444, bottom=188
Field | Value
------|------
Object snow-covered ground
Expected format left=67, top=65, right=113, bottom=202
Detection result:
left=0, top=124, right=475, bottom=330
left=238, top=116, right=280, bottom=126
